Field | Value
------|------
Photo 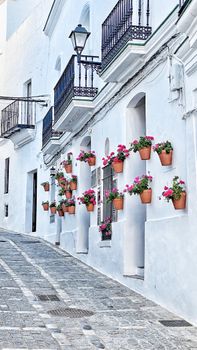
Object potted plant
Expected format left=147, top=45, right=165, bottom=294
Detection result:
left=42, top=201, right=49, bottom=211
left=77, top=150, right=96, bottom=166
left=50, top=201, right=56, bottom=214
left=130, top=136, right=154, bottom=160
left=99, top=217, right=112, bottom=240
left=153, top=141, right=173, bottom=166
left=105, top=188, right=124, bottom=210
left=161, top=176, right=186, bottom=209
left=102, top=144, right=130, bottom=173
left=41, top=181, right=50, bottom=192
left=57, top=203, right=64, bottom=217
left=124, top=175, right=153, bottom=204
left=55, top=171, right=64, bottom=185
left=58, top=188, right=66, bottom=197
left=59, top=177, right=68, bottom=190
left=69, top=175, right=78, bottom=190
left=61, top=159, right=72, bottom=173
left=67, top=198, right=76, bottom=214
left=61, top=199, right=69, bottom=213
left=65, top=187, right=72, bottom=199
left=78, top=189, right=96, bottom=212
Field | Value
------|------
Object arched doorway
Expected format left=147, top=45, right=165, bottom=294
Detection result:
left=76, top=136, right=91, bottom=253
left=124, top=93, right=146, bottom=277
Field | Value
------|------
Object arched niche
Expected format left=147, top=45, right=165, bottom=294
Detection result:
left=124, top=92, right=147, bottom=277
left=76, top=135, right=92, bottom=253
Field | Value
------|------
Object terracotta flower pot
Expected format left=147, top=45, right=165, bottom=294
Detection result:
left=65, top=190, right=72, bottom=199
left=68, top=206, right=75, bottom=214
left=140, top=189, right=152, bottom=204
left=42, top=203, right=49, bottom=211
left=65, top=164, right=72, bottom=173
left=62, top=203, right=69, bottom=213
left=112, top=160, right=124, bottom=173
left=113, top=197, right=124, bottom=210
left=70, top=181, right=77, bottom=191
left=86, top=203, right=94, bottom=212
left=139, top=146, right=151, bottom=160
left=87, top=157, right=96, bottom=166
left=60, top=182, right=68, bottom=190
left=57, top=177, right=64, bottom=185
left=172, top=192, right=186, bottom=210
left=58, top=209, right=64, bottom=217
left=43, top=183, right=49, bottom=192
left=158, top=150, right=173, bottom=166
left=50, top=207, right=56, bottom=214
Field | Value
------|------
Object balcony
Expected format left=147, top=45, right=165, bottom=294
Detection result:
left=1, top=100, right=36, bottom=147
left=42, top=107, right=62, bottom=155
left=177, top=0, right=197, bottom=49
left=179, top=0, right=192, bottom=16
left=101, top=0, right=152, bottom=82
left=53, top=55, right=98, bottom=132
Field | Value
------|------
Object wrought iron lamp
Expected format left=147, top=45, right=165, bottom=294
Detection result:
left=69, top=24, right=101, bottom=72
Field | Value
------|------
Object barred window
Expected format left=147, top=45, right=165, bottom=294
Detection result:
left=4, top=158, right=9, bottom=194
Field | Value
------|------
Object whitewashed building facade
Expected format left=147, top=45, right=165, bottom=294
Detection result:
left=0, top=0, right=197, bottom=325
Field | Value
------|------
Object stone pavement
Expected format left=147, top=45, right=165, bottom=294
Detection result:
left=0, top=231, right=196, bottom=349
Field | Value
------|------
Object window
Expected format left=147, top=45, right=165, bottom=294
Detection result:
left=102, top=165, right=117, bottom=226
left=4, top=158, right=9, bottom=194
left=4, top=204, right=8, bottom=217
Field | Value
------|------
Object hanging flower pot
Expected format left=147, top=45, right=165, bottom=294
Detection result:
left=162, top=176, right=186, bottom=210
left=65, top=190, right=72, bottom=199
left=68, top=206, right=75, bottom=214
left=140, top=189, right=152, bottom=204
left=112, top=160, right=124, bottom=173
left=113, top=198, right=124, bottom=210
left=62, top=203, right=69, bottom=213
left=159, top=150, right=173, bottom=166
left=57, top=177, right=65, bottom=185
left=139, top=146, right=151, bottom=160
left=153, top=141, right=173, bottom=166
left=42, top=202, right=49, bottom=211
left=70, top=181, right=77, bottom=190
left=172, top=192, right=186, bottom=210
left=86, top=203, right=94, bottom=212
left=41, top=182, right=50, bottom=192
left=58, top=209, right=64, bottom=217
left=65, top=164, right=72, bottom=173
left=87, top=157, right=96, bottom=166
left=50, top=206, right=56, bottom=214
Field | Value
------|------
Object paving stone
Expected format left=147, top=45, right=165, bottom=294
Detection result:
left=0, top=232, right=195, bottom=349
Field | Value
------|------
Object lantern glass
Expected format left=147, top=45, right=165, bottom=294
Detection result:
left=69, top=24, right=90, bottom=55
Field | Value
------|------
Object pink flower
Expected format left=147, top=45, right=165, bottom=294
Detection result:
left=179, top=180, right=185, bottom=185
left=164, top=186, right=169, bottom=190
left=132, top=140, right=138, bottom=145
left=163, top=189, right=173, bottom=197
left=146, top=136, right=154, bottom=141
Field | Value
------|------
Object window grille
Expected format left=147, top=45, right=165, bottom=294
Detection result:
left=4, top=158, right=9, bottom=194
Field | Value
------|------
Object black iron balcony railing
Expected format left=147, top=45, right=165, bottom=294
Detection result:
left=54, top=54, right=98, bottom=123
left=179, top=0, right=192, bottom=15
left=1, top=100, right=36, bottom=137
left=101, top=0, right=152, bottom=70
left=42, top=107, right=62, bottom=147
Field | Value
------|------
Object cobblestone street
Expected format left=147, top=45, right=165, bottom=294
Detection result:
left=0, top=231, right=195, bottom=349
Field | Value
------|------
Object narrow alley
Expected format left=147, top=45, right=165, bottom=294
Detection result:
left=0, top=231, right=195, bottom=350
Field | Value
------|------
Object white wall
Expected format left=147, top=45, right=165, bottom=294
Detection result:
left=1, top=0, right=197, bottom=327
